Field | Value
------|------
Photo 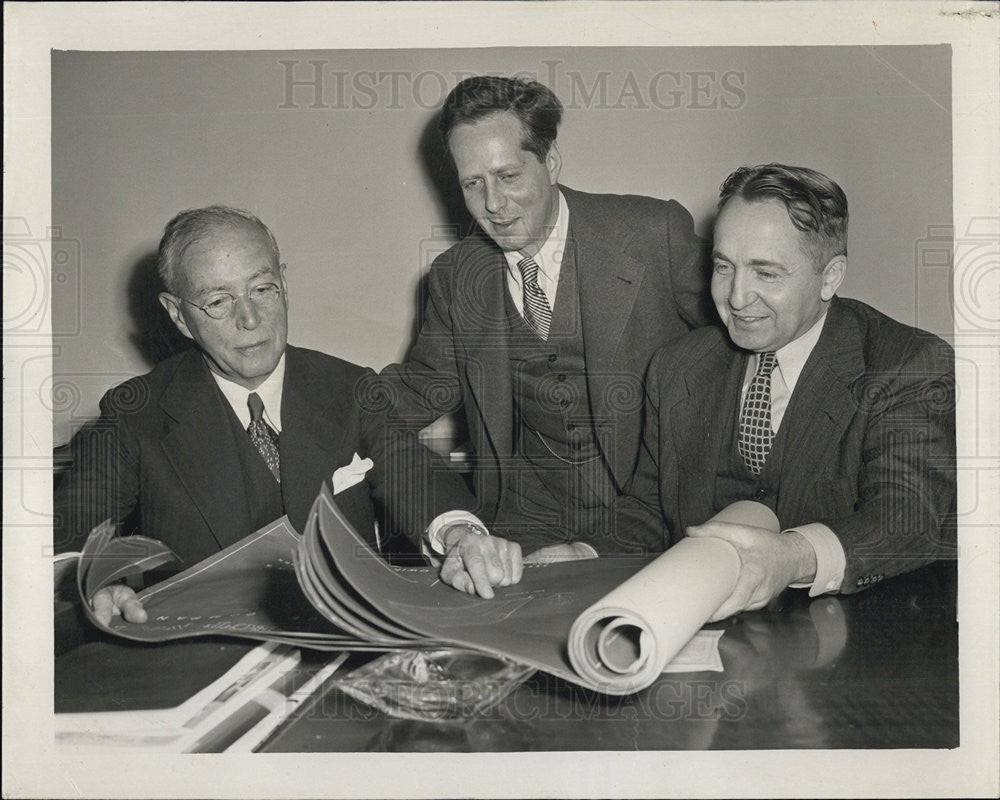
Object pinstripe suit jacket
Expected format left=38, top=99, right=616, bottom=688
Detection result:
left=619, top=296, right=957, bottom=591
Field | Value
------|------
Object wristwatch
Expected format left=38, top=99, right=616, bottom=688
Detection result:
left=428, top=519, right=490, bottom=555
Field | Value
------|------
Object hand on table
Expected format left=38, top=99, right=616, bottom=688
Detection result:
left=438, top=525, right=523, bottom=599
left=523, top=542, right=598, bottom=565
left=91, top=583, right=148, bottom=627
left=686, top=520, right=816, bottom=623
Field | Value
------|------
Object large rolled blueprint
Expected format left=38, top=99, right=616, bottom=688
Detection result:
left=567, top=502, right=778, bottom=694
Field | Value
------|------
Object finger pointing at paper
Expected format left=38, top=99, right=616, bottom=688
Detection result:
left=438, top=525, right=523, bottom=599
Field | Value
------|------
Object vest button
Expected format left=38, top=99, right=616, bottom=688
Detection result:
left=754, top=488, right=767, bottom=500
left=557, top=374, right=566, bottom=382
left=559, top=400, right=569, bottom=409
left=566, top=423, right=576, bottom=432
left=548, top=354, right=557, bottom=363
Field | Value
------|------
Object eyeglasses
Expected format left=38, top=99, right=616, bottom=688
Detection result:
left=178, top=281, right=283, bottom=320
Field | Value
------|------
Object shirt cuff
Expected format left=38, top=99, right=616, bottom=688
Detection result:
left=425, top=511, right=490, bottom=555
left=787, top=522, right=845, bottom=597
left=574, top=542, right=599, bottom=559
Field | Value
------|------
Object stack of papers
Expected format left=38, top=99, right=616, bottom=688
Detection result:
left=77, top=484, right=753, bottom=695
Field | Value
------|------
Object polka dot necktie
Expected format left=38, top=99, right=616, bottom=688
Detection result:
left=247, top=392, right=281, bottom=483
left=517, top=256, right=552, bottom=341
left=738, top=351, right=777, bottom=475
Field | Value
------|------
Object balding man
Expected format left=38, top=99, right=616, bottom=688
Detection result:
left=55, top=206, right=474, bottom=623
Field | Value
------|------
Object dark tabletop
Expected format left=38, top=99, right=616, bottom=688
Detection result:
left=55, top=560, right=957, bottom=752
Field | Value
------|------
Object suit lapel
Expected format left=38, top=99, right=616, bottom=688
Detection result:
left=778, top=299, right=865, bottom=492
left=569, top=188, right=647, bottom=425
left=159, top=351, right=251, bottom=551
left=673, top=338, right=747, bottom=524
left=456, top=236, right=514, bottom=458
left=279, top=346, right=344, bottom=526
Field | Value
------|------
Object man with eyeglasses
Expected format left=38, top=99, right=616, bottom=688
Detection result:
left=55, top=206, right=475, bottom=625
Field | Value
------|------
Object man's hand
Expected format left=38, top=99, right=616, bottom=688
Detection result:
left=91, top=583, right=148, bottom=627
left=438, top=525, right=522, bottom=599
left=523, top=542, right=598, bottom=565
left=686, top=521, right=817, bottom=622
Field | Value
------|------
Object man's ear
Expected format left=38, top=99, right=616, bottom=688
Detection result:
left=820, top=255, right=847, bottom=301
left=158, top=292, right=195, bottom=340
left=279, top=263, right=288, bottom=302
left=545, top=142, right=562, bottom=185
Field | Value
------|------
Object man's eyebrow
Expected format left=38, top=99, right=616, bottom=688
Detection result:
left=190, top=267, right=276, bottom=297
left=747, top=259, right=788, bottom=271
left=246, top=267, right=277, bottom=283
left=190, top=283, right=232, bottom=298
left=459, top=160, right=525, bottom=181
left=710, top=251, right=789, bottom=272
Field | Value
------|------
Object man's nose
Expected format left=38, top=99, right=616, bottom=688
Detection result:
left=729, top=269, right=756, bottom=309
left=483, top=180, right=507, bottom=214
left=234, top=294, right=261, bottom=329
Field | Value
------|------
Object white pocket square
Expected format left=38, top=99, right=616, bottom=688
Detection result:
left=332, top=453, right=374, bottom=495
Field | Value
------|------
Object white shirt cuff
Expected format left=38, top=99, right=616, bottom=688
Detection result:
left=787, top=522, right=845, bottom=596
left=425, top=511, right=490, bottom=555
left=574, top=542, right=599, bottom=559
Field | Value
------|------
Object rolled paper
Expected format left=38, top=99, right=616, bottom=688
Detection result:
left=567, top=501, right=779, bottom=695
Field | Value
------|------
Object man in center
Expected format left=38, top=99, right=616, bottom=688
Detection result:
left=381, top=75, right=711, bottom=596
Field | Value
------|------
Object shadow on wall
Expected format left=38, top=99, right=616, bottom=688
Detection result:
left=126, top=251, right=193, bottom=369
left=416, top=109, right=475, bottom=243
left=401, top=111, right=478, bottom=361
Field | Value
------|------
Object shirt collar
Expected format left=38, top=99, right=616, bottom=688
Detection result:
left=503, top=188, right=569, bottom=281
left=210, top=352, right=286, bottom=432
left=770, top=311, right=828, bottom=394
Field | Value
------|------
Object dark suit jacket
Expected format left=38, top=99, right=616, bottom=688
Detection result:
left=54, top=345, right=474, bottom=566
left=379, top=185, right=711, bottom=532
left=619, top=297, right=957, bottom=591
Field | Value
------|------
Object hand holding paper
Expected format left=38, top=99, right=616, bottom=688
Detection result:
left=565, top=500, right=780, bottom=694
left=686, top=520, right=817, bottom=622
left=91, top=584, right=148, bottom=626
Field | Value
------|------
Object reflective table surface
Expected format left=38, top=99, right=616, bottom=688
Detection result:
left=55, top=560, right=956, bottom=752
left=262, top=560, right=957, bottom=752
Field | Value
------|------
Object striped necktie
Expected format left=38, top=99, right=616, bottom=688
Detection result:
left=517, top=255, right=553, bottom=340
left=738, top=351, right=777, bottom=475
left=247, top=392, right=281, bottom=483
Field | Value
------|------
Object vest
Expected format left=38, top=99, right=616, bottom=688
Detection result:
left=711, top=365, right=790, bottom=515
left=221, top=399, right=285, bottom=541
left=504, top=257, right=599, bottom=461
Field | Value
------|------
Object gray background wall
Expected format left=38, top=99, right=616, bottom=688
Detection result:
left=51, top=46, right=952, bottom=444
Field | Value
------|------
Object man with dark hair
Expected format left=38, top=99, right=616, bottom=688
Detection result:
left=380, top=75, right=712, bottom=597
left=619, top=163, right=956, bottom=618
left=55, top=206, right=475, bottom=623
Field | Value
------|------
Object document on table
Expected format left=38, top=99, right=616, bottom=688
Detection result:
left=75, top=487, right=774, bottom=695
left=662, top=629, right=725, bottom=673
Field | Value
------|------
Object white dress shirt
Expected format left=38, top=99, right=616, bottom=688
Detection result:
left=501, top=189, right=570, bottom=318
left=211, top=353, right=285, bottom=433
left=739, top=313, right=846, bottom=596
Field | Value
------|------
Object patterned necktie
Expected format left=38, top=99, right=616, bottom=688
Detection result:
left=247, top=392, right=280, bottom=483
left=517, top=256, right=553, bottom=340
left=738, top=351, right=778, bottom=475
